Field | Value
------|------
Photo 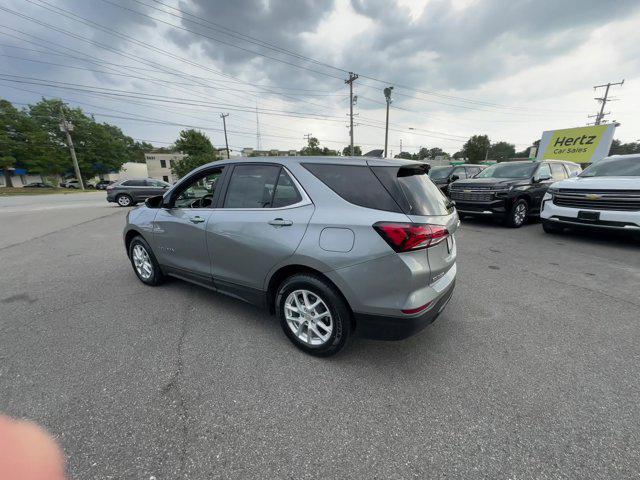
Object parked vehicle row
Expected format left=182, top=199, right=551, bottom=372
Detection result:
left=450, top=160, right=580, bottom=227
left=433, top=155, right=639, bottom=237
left=122, top=157, right=458, bottom=356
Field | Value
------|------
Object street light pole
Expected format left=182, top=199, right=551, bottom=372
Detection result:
left=383, top=86, right=394, bottom=158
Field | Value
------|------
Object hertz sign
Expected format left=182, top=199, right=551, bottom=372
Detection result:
left=536, top=124, right=616, bottom=164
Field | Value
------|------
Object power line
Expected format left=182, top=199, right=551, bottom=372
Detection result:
left=0, top=6, right=489, bottom=149
left=5, top=0, right=588, bottom=125
left=0, top=73, right=471, bottom=143
left=0, top=4, right=341, bottom=117
left=7, top=97, right=469, bottom=150
left=115, top=0, right=586, bottom=115
left=96, top=0, right=345, bottom=81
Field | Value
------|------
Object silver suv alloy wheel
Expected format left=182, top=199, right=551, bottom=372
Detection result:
left=284, top=289, right=333, bottom=346
left=132, top=244, right=153, bottom=280
left=118, top=195, right=132, bottom=207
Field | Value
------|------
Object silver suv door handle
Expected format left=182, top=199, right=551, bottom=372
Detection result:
left=268, top=218, right=293, bottom=227
left=189, top=216, right=206, bottom=224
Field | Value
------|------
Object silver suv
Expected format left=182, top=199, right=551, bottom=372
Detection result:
left=124, top=157, right=459, bottom=356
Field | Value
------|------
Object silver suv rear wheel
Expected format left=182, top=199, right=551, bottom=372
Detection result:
left=276, top=273, right=351, bottom=356
left=284, top=289, right=334, bottom=346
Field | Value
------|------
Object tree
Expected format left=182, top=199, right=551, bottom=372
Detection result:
left=27, top=98, right=137, bottom=179
left=171, top=154, right=214, bottom=179
left=129, top=140, right=154, bottom=162
left=300, top=137, right=337, bottom=156
left=300, top=137, right=321, bottom=156
left=418, top=147, right=429, bottom=160
left=462, top=135, right=490, bottom=163
left=489, top=141, right=516, bottom=161
left=1, top=97, right=166, bottom=184
left=342, top=145, right=362, bottom=156
left=426, top=147, right=448, bottom=159
left=394, top=151, right=414, bottom=159
left=174, top=129, right=215, bottom=156
left=610, top=139, right=640, bottom=155
left=171, top=129, right=218, bottom=179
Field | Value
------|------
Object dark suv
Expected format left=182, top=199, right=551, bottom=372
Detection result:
left=428, top=164, right=486, bottom=195
left=107, top=178, right=170, bottom=207
left=449, top=160, right=580, bottom=227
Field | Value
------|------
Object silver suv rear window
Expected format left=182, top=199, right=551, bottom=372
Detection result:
left=302, top=163, right=401, bottom=212
left=371, top=166, right=451, bottom=216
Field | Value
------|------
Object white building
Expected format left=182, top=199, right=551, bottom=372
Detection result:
left=102, top=162, right=149, bottom=182
left=145, top=152, right=186, bottom=183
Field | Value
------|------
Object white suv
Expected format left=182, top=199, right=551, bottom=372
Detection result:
left=541, top=154, right=640, bottom=235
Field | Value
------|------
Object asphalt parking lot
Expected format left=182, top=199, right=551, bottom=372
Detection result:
left=1, top=193, right=639, bottom=479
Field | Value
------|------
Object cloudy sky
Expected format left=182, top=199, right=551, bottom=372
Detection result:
left=1, top=0, right=639, bottom=156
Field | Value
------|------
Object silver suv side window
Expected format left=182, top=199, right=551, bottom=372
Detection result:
left=223, top=165, right=302, bottom=209
left=272, top=169, right=302, bottom=208
left=174, top=169, right=224, bottom=208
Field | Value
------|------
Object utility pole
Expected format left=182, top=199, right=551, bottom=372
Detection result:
left=59, top=104, right=84, bottom=190
left=383, top=86, right=393, bottom=158
left=345, top=72, right=358, bottom=156
left=591, top=80, right=624, bottom=125
left=399, top=138, right=402, bottom=154
left=220, top=113, right=230, bottom=159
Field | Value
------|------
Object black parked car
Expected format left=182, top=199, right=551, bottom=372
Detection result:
left=106, top=178, right=170, bottom=207
left=449, top=160, right=580, bottom=227
left=95, top=180, right=114, bottom=190
left=428, top=164, right=486, bottom=195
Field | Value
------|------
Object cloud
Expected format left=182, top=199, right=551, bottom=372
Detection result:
left=165, top=0, right=337, bottom=86
left=344, top=0, right=640, bottom=90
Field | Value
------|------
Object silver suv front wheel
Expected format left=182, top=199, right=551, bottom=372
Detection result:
left=128, top=236, right=164, bottom=286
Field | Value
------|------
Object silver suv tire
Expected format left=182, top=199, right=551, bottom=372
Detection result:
left=128, top=236, right=164, bottom=286
left=276, top=274, right=351, bottom=356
